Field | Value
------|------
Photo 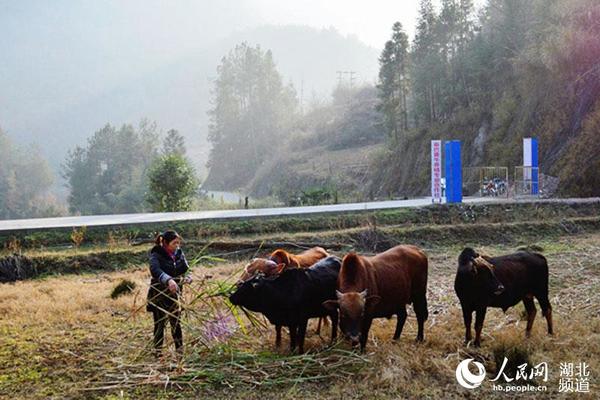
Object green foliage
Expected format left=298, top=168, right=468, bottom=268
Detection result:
left=62, top=120, right=160, bottom=215
left=0, top=128, right=60, bottom=219
left=146, top=154, right=199, bottom=212
left=295, top=186, right=337, bottom=207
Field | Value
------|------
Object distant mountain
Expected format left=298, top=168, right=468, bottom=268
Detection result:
left=3, top=24, right=380, bottom=182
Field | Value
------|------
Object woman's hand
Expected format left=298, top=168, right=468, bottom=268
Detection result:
left=167, top=279, right=179, bottom=294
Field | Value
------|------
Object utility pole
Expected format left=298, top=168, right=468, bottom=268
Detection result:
left=300, top=78, right=304, bottom=115
left=336, top=70, right=357, bottom=88
left=347, top=71, right=356, bottom=88
left=336, top=71, right=344, bottom=86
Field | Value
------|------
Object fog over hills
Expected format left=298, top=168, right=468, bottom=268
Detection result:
left=1, top=1, right=380, bottom=181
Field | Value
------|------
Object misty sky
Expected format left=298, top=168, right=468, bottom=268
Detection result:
left=252, top=0, right=419, bottom=47
left=0, top=0, right=479, bottom=177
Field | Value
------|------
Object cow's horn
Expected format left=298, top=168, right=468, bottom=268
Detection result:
left=474, top=256, right=495, bottom=271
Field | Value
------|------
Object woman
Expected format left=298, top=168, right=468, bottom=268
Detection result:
left=146, top=230, right=192, bottom=355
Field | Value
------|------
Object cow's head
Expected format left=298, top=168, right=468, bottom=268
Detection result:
left=323, top=289, right=380, bottom=346
left=237, top=258, right=278, bottom=286
left=269, top=249, right=296, bottom=272
left=458, top=247, right=504, bottom=296
left=230, top=272, right=271, bottom=311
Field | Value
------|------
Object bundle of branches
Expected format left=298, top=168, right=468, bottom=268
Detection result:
left=86, top=262, right=369, bottom=393
left=0, top=253, right=36, bottom=282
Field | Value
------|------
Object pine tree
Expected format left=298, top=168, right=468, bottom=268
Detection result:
left=412, top=0, right=440, bottom=125
left=162, top=129, right=186, bottom=156
left=206, top=43, right=297, bottom=189
left=377, top=22, right=410, bottom=143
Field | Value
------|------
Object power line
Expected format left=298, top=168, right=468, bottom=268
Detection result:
left=335, top=70, right=357, bottom=87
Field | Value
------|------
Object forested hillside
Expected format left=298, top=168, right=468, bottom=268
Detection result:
left=369, top=0, right=600, bottom=197
left=206, top=0, right=600, bottom=201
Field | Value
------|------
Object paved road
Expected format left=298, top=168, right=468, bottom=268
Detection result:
left=0, top=197, right=510, bottom=232
left=3, top=196, right=598, bottom=232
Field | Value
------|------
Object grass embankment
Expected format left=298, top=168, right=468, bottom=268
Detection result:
left=1, top=233, right=599, bottom=399
left=2, top=199, right=600, bottom=251
left=3, top=200, right=600, bottom=280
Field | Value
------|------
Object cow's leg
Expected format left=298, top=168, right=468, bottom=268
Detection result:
left=461, top=307, right=473, bottom=344
left=297, top=320, right=308, bottom=354
left=329, top=311, right=338, bottom=345
left=393, top=306, right=407, bottom=340
left=474, top=307, right=487, bottom=347
left=523, top=296, right=537, bottom=338
left=289, top=325, right=297, bottom=353
left=414, top=292, right=428, bottom=342
left=275, top=325, right=282, bottom=348
left=359, top=318, right=373, bottom=352
left=536, top=295, right=554, bottom=335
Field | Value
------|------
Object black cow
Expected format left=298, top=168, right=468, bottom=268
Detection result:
left=229, top=256, right=341, bottom=353
left=454, top=248, right=554, bottom=347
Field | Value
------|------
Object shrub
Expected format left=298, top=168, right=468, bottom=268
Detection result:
left=110, top=279, right=137, bottom=299
left=71, top=226, right=87, bottom=248
left=493, top=343, right=532, bottom=380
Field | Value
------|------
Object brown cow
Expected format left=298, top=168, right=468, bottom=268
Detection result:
left=238, top=247, right=329, bottom=282
left=238, top=258, right=279, bottom=283
left=323, top=245, right=429, bottom=351
left=269, top=247, right=330, bottom=272
left=237, top=246, right=330, bottom=347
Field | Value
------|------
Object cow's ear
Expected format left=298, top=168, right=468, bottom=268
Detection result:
left=322, top=300, right=339, bottom=312
left=365, top=295, right=381, bottom=312
left=470, top=260, right=478, bottom=274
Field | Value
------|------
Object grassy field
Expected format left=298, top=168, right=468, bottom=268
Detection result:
left=1, top=226, right=599, bottom=399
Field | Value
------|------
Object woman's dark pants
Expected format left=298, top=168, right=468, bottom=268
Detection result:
left=152, top=306, right=183, bottom=353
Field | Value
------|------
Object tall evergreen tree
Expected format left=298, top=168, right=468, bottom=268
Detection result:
left=377, top=22, right=410, bottom=143
left=206, top=43, right=298, bottom=189
left=412, top=0, right=440, bottom=125
left=162, top=129, right=186, bottom=156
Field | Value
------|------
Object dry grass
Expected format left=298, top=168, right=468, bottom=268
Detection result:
left=1, top=235, right=599, bottom=399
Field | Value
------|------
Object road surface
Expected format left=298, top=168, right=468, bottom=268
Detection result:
left=1, top=196, right=596, bottom=232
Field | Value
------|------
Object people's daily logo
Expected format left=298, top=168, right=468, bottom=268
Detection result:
left=455, top=358, right=486, bottom=389
left=455, top=357, right=590, bottom=393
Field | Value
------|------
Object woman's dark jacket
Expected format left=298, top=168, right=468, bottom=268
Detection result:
left=146, top=245, right=189, bottom=312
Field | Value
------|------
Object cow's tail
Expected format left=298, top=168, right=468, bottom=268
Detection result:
left=531, top=252, right=554, bottom=334
left=533, top=253, right=552, bottom=317
left=533, top=252, right=549, bottom=288
left=412, top=255, right=429, bottom=322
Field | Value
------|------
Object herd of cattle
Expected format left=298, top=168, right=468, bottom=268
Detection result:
left=229, top=245, right=554, bottom=353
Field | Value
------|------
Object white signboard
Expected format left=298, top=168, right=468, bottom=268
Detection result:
left=523, top=137, right=532, bottom=180
left=431, top=140, right=442, bottom=202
